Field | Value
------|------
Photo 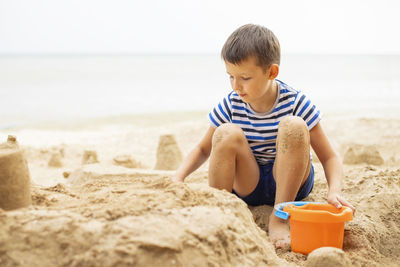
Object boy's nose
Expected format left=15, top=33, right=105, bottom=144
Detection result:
left=232, top=79, right=241, bottom=91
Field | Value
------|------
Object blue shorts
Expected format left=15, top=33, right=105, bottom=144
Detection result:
left=232, top=162, right=314, bottom=206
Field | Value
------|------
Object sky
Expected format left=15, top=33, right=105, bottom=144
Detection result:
left=0, top=0, right=399, bottom=55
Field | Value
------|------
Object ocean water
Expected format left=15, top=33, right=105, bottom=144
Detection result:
left=1, top=54, right=399, bottom=128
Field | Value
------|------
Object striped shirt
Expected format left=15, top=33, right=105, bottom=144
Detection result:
left=208, top=79, right=322, bottom=165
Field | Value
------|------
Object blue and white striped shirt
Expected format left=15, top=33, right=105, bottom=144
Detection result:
left=208, top=79, right=322, bottom=165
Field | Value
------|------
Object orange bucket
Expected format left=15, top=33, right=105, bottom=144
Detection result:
left=275, top=201, right=353, bottom=255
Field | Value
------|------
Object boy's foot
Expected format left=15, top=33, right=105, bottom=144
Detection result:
left=268, top=213, right=291, bottom=250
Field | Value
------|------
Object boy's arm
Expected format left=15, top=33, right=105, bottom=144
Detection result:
left=310, top=122, right=355, bottom=212
left=172, top=126, right=215, bottom=182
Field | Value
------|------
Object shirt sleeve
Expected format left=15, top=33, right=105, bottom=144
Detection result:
left=292, top=91, right=322, bottom=130
left=208, top=92, right=233, bottom=128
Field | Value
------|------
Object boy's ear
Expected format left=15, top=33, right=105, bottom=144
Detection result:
left=268, top=64, right=279, bottom=80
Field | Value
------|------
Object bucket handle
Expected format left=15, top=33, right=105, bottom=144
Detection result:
left=274, top=201, right=320, bottom=220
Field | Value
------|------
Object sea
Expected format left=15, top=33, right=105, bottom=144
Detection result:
left=1, top=54, right=399, bottom=129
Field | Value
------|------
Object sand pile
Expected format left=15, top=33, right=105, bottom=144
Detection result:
left=48, top=152, right=63, bottom=168
left=82, top=150, right=99, bottom=164
left=0, top=168, right=288, bottom=266
left=343, top=144, right=384, bottom=165
left=305, top=247, right=351, bottom=267
left=0, top=136, right=31, bottom=211
left=154, top=134, right=183, bottom=170
left=113, top=154, right=144, bottom=169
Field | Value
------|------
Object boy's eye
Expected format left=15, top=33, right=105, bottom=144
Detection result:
left=229, top=76, right=234, bottom=80
left=242, top=77, right=251, bottom=81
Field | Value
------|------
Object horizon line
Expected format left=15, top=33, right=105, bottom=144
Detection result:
left=1, top=52, right=400, bottom=57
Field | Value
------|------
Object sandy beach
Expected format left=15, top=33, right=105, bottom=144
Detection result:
left=0, top=111, right=399, bottom=266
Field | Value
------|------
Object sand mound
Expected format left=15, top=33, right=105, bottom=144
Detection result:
left=0, top=136, right=31, bottom=211
left=154, top=134, right=182, bottom=170
left=0, top=170, right=288, bottom=266
left=48, top=152, right=63, bottom=168
left=343, top=144, right=384, bottom=165
left=305, top=247, right=351, bottom=267
left=113, top=154, right=144, bottom=169
left=82, top=150, right=99, bottom=164
left=340, top=167, right=400, bottom=265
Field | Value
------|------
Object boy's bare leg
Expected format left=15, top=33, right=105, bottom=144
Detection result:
left=208, top=123, right=260, bottom=197
left=270, top=116, right=311, bottom=249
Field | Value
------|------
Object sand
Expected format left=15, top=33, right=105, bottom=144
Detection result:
left=305, top=247, right=351, bottom=267
left=154, top=134, right=183, bottom=170
left=0, top=136, right=31, bottom=211
left=0, top=111, right=399, bottom=266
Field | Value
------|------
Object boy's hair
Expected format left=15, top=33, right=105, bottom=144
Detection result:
left=221, top=24, right=281, bottom=69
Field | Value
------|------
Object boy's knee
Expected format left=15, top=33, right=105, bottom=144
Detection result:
left=212, top=123, right=246, bottom=148
left=280, top=116, right=308, bottom=130
left=277, top=116, right=309, bottom=148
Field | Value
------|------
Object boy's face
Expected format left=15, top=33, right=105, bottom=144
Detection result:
left=225, top=56, right=278, bottom=111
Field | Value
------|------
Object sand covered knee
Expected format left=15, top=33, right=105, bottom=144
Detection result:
left=278, top=117, right=309, bottom=149
left=279, top=116, right=308, bottom=133
left=0, top=136, right=31, bottom=211
left=212, top=123, right=245, bottom=147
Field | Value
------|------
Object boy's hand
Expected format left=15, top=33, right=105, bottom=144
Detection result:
left=327, top=191, right=355, bottom=213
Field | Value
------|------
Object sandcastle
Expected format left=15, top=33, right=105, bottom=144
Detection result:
left=343, top=144, right=384, bottom=165
left=113, top=154, right=144, bottom=169
left=48, top=152, right=63, bottom=168
left=154, top=134, right=183, bottom=170
left=0, top=135, right=31, bottom=210
left=82, top=150, right=99, bottom=164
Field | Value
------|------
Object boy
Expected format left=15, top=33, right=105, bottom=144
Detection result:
left=172, top=24, right=355, bottom=249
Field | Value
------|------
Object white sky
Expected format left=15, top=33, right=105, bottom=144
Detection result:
left=0, top=0, right=399, bottom=55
